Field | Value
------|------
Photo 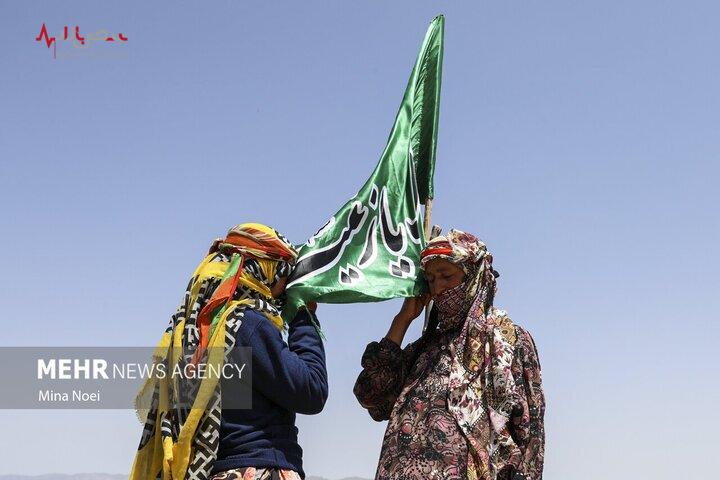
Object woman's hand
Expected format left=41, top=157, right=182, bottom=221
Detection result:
left=385, top=293, right=431, bottom=346
left=394, top=293, right=432, bottom=325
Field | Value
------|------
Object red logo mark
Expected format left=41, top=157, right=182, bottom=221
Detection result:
left=35, top=23, right=128, bottom=59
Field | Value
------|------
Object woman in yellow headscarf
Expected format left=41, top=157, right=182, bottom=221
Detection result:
left=130, top=223, right=328, bottom=480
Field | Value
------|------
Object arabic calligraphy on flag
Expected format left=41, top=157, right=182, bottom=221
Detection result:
left=282, top=16, right=444, bottom=322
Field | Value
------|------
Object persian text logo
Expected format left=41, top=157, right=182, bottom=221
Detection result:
left=35, top=22, right=129, bottom=59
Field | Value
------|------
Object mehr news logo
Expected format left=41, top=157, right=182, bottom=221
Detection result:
left=37, top=357, right=247, bottom=381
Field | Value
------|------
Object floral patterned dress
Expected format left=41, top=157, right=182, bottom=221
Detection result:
left=354, top=314, right=545, bottom=480
left=210, top=467, right=300, bottom=480
left=375, top=327, right=468, bottom=479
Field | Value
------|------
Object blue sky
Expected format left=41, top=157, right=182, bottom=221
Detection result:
left=1, top=1, right=719, bottom=478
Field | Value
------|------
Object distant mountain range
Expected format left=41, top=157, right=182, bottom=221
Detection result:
left=307, top=477, right=371, bottom=480
left=0, top=475, right=371, bottom=480
left=0, top=476, right=127, bottom=480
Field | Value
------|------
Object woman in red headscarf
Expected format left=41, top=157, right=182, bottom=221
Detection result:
left=354, top=229, right=545, bottom=480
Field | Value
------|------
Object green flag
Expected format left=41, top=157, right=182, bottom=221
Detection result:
left=283, top=16, right=444, bottom=322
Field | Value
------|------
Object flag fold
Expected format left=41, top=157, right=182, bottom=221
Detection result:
left=283, top=16, right=444, bottom=322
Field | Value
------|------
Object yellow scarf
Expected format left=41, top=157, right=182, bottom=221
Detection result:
left=130, top=224, right=297, bottom=480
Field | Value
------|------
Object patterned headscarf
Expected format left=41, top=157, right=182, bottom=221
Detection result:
left=420, top=229, right=498, bottom=331
left=194, top=223, right=298, bottom=362
left=420, top=229, right=489, bottom=272
left=130, top=223, right=299, bottom=480
left=418, top=229, right=518, bottom=478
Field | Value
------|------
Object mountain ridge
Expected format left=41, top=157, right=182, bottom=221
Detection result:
left=0, top=475, right=371, bottom=480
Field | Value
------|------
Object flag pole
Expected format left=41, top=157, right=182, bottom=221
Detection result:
left=423, top=199, right=433, bottom=240
left=422, top=198, right=433, bottom=332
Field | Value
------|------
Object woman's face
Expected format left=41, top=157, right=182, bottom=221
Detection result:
left=423, top=258, right=465, bottom=296
left=270, top=276, right=288, bottom=298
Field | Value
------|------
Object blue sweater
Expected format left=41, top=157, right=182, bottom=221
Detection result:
left=213, top=308, right=328, bottom=478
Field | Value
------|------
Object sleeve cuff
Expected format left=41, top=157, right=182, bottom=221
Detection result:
left=360, top=337, right=403, bottom=369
